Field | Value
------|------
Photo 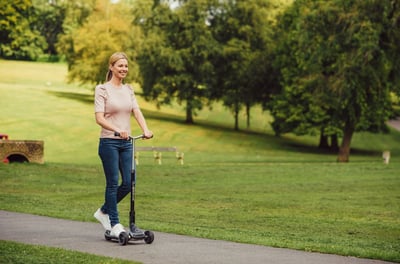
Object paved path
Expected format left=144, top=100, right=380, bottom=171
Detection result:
left=388, top=117, right=400, bottom=132
left=0, top=210, right=395, bottom=264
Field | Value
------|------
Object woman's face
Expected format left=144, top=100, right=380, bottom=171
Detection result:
left=110, top=58, right=128, bottom=80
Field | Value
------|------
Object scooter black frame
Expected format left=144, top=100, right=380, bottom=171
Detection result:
left=104, top=133, right=155, bottom=245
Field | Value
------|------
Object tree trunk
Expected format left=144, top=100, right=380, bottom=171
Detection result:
left=246, top=102, right=250, bottom=129
left=337, top=122, right=355, bottom=162
left=318, top=130, right=329, bottom=149
left=234, top=102, right=239, bottom=131
left=330, top=134, right=339, bottom=151
left=185, top=101, right=194, bottom=124
left=234, top=109, right=239, bottom=130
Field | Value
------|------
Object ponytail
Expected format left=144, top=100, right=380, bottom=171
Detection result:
left=105, top=70, right=113, bottom=82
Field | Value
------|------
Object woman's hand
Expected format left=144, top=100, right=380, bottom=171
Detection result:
left=116, top=131, right=130, bottom=139
left=143, top=130, right=153, bottom=139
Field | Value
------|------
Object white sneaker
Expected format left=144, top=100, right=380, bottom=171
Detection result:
left=94, top=208, right=111, bottom=231
left=110, top=223, right=126, bottom=237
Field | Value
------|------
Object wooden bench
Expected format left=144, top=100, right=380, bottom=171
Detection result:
left=135, top=146, right=184, bottom=165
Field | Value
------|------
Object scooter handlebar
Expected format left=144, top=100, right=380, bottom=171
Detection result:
left=114, top=132, right=153, bottom=140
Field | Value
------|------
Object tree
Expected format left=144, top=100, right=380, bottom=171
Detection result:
left=382, top=0, right=400, bottom=100
left=59, top=0, right=142, bottom=85
left=0, top=0, right=47, bottom=60
left=137, top=0, right=218, bottom=123
left=210, top=0, right=274, bottom=130
left=56, top=0, right=97, bottom=71
left=271, top=0, right=400, bottom=162
left=31, top=0, right=67, bottom=60
left=269, top=2, right=341, bottom=150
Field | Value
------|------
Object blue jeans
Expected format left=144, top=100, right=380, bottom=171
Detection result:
left=98, top=138, right=132, bottom=227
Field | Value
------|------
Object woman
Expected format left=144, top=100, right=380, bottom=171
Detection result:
left=94, top=52, right=153, bottom=238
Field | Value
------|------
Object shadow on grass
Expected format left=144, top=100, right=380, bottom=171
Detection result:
left=285, top=142, right=381, bottom=156
left=47, top=90, right=383, bottom=157
left=48, top=91, right=93, bottom=104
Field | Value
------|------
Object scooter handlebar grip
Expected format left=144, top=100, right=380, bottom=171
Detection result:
left=115, top=132, right=153, bottom=140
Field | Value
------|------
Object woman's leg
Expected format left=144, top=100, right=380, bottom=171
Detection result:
left=98, top=139, right=120, bottom=227
left=117, top=140, right=132, bottom=203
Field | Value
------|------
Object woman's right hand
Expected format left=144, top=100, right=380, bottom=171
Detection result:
left=116, top=131, right=130, bottom=139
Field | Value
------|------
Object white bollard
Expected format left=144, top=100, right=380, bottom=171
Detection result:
left=382, top=151, right=390, bottom=164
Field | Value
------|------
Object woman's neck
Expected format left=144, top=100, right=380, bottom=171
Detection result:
left=108, top=78, right=123, bottom=88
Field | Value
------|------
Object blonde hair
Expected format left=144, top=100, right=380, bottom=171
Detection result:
left=105, top=52, right=129, bottom=82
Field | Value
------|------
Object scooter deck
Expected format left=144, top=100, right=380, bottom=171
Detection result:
left=104, top=229, right=154, bottom=245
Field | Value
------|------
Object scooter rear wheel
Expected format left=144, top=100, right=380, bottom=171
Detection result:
left=104, top=230, right=112, bottom=241
left=119, top=232, right=129, bottom=246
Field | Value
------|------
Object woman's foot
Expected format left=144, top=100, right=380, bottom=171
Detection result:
left=94, top=208, right=111, bottom=231
left=110, top=223, right=126, bottom=237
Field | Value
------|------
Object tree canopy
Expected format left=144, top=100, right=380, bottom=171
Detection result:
left=0, top=0, right=47, bottom=60
left=65, top=0, right=142, bottom=84
left=136, top=0, right=219, bottom=123
left=209, top=0, right=276, bottom=130
left=270, top=0, right=400, bottom=162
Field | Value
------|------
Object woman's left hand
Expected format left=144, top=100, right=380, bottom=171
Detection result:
left=143, top=130, right=153, bottom=139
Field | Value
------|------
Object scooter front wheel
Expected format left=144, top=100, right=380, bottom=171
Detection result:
left=119, top=232, right=129, bottom=246
left=144, top=230, right=155, bottom=244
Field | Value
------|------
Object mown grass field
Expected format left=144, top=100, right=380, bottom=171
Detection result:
left=0, top=60, right=399, bottom=263
left=0, top=240, right=139, bottom=264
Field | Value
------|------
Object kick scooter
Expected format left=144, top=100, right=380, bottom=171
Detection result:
left=104, top=132, right=155, bottom=246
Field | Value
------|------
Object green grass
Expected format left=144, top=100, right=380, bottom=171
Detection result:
left=0, top=240, right=139, bottom=264
left=0, top=60, right=400, bottom=263
left=1, top=162, right=399, bottom=262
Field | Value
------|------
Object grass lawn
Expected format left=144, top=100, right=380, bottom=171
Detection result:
left=0, top=60, right=399, bottom=262
left=0, top=240, right=139, bottom=264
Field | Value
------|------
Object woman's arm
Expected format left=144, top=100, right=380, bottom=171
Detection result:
left=133, top=108, right=153, bottom=138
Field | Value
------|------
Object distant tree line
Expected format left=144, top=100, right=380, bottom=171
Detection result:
left=1, top=0, right=399, bottom=162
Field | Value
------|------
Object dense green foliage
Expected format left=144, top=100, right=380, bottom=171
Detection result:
left=0, top=1, right=47, bottom=60
left=137, top=0, right=219, bottom=123
left=271, top=0, right=400, bottom=162
left=210, top=0, right=276, bottom=130
left=63, top=0, right=142, bottom=85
